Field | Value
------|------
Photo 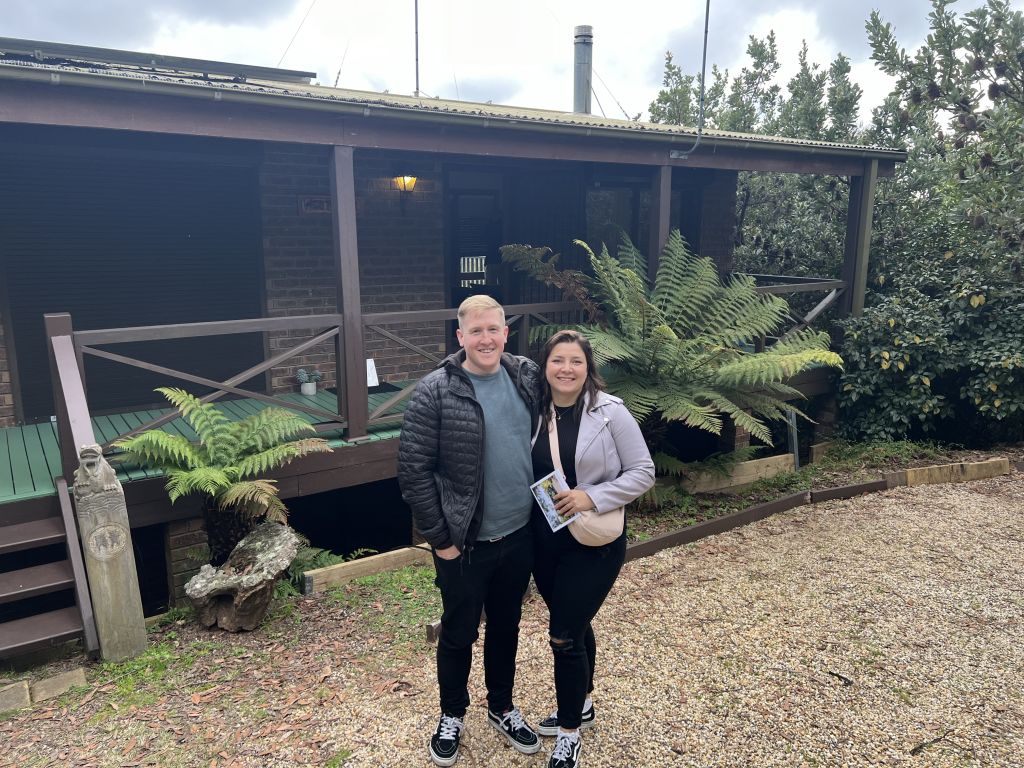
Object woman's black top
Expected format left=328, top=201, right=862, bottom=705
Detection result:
left=531, top=404, right=580, bottom=488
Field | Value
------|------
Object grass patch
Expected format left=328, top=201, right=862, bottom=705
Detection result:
left=328, top=564, right=440, bottom=654
left=147, top=604, right=194, bottom=630
left=325, top=749, right=353, bottom=766
left=88, top=638, right=225, bottom=721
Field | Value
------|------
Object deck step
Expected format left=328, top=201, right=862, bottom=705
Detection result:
left=0, top=517, right=66, bottom=555
left=0, top=606, right=83, bottom=659
left=0, top=561, right=75, bottom=604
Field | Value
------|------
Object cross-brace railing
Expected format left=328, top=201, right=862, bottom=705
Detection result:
left=360, top=301, right=584, bottom=429
left=44, top=312, right=350, bottom=466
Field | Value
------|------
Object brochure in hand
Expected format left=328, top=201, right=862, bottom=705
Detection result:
left=530, top=469, right=579, bottom=533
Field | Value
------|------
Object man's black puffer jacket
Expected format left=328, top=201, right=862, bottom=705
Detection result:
left=397, top=350, right=540, bottom=553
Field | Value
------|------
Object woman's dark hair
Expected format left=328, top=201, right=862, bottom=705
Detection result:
left=539, top=330, right=606, bottom=426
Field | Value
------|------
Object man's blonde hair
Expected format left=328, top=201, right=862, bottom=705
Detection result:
left=457, top=295, right=505, bottom=329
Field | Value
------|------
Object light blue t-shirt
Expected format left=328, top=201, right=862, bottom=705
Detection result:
left=465, top=367, right=534, bottom=540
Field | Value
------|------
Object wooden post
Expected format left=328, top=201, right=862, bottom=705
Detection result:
left=840, top=159, right=878, bottom=317
left=516, top=313, right=531, bottom=357
left=44, top=313, right=97, bottom=483
left=330, top=146, right=368, bottom=439
left=72, top=446, right=147, bottom=661
left=648, top=165, right=672, bottom=282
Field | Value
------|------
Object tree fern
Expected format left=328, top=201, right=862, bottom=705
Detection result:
left=502, top=230, right=843, bottom=460
left=114, top=389, right=330, bottom=561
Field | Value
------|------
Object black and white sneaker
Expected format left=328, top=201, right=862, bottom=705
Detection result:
left=487, top=706, right=541, bottom=754
left=548, top=732, right=582, bottom=768
left=429, top=714, right=464, bottom=766
left=537, top=703, right=595, bottom=736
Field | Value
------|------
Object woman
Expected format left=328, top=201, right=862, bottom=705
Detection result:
left=530, top=330, right=655, bottom=768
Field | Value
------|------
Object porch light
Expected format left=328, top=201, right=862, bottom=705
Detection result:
left=394, top=175, right=418, bottom=192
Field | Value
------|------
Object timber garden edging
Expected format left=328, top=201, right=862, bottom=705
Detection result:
left=624, top=457, right=1011, bottom=565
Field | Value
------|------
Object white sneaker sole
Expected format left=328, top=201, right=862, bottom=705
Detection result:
left=488, top=718, right=542, bottom=754
left=429, top=744, right=460, bottom=767
left=537, top=717, right=595, bottom=737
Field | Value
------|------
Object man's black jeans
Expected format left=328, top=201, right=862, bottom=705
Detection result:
left=432, top=523, right=533, bottom=718
left=532, top=511, right=626, bottom=729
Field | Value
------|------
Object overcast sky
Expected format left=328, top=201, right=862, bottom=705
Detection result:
left=4, top=1, right=1021, bottom=125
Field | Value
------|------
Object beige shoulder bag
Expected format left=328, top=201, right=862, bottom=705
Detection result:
left=548, top=408, right=624, bottom=546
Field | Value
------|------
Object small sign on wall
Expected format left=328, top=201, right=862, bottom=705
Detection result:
left=298, top=195, right=332, bottom=215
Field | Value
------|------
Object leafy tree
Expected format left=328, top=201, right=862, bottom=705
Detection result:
left=502, top=232, right=842, bottom=470
left=648, top=35, right=866, bottom=290
left=836, top=0, right=1024, bottom=442
left=114, top=388, right=331, bottom=563
left=867, top=0, right=1024, bottom=281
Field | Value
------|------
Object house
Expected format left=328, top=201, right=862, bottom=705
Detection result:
left=0, top=36, right=905, bottom=658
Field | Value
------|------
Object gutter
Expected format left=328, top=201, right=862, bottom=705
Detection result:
left=0, top=63, right=908, bottom=163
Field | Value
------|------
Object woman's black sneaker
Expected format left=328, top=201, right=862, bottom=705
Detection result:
left=537, top=703, right=595, bottom=736
left=548, top=732, right=583, bottom=768
left=486, top=706, right=541, bottom=754
left=429, top=714, right=464, bottom=766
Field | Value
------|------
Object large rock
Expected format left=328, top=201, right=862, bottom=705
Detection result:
left=185, top=522, right=299, bottom=632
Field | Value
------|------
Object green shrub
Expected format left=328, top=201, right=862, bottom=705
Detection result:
left=838, top=280, right=1024, bottom=443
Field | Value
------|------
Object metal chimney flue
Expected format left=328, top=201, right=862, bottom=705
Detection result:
left=573, top=25, right=593, bottom=114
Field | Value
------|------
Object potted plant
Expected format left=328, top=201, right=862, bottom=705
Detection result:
left=296, top=367, right=322, bottom=396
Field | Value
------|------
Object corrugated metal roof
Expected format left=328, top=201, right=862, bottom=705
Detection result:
left=0, top=45, right=906, bottom=159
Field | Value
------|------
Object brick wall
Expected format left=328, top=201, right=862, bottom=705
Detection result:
left=0, top=305, right=13, bottom=427
left=700, top=170, right=739, bottom=273
left=260, top=145, right=445, bottom=395
left=260, top=144, right=340, bottom=393
left=165, top=518, right=208, bottom=605
left=355, top=154, right=446, bottom=382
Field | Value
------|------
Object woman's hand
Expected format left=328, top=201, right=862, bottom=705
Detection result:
left=554, top=489, right=595, bottom=517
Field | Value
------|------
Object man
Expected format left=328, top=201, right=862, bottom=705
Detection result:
left=398, top=295, right=541, bottom=766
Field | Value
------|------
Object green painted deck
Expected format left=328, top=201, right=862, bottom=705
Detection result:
left=0, top=388, right=408, bottom=507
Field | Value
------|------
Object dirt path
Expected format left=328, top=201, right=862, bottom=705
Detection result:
left=2, top=473, right=1022, bottom=767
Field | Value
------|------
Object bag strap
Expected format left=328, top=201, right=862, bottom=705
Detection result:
left=547, top=406, right=565, bottom=477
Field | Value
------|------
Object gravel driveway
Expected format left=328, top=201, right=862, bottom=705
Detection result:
left=3, top=473, right=1021, bottom=767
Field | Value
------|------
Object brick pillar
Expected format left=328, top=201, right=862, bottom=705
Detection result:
left=165, top=518, right=209, bottom=605
left=718, top=418, right=751, bottom=453
left=700, top=170, right=738, bottom=274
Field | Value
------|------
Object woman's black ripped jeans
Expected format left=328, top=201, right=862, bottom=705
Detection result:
left=531, top=509, right=627, bottom=729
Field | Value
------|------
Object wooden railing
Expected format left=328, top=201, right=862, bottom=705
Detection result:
left=43, top=301, right=585, bottom=473
left=359, top=301, right=584, bottom=431
left=43, top=281, right=830, bottom=478
left=44, top=312, right=349, bottom=464
left=744, top=274, right=847, bottom=335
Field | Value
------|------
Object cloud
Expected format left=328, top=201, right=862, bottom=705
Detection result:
left=438, top=77, right=521, bottom=105
left=813, top=0, right=933, bottom=60
left=3, top=0, right=300, bottom=50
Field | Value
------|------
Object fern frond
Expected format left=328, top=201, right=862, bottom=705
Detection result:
left=234, top=438, right=331, bottom=478
left=651, top=230, right=721, bottom=328
left=113, top=430, right=200, bottom=471
left=707, top=395, right=774, bottom=444
left=652, top=451, right=690, bottom=477
left=155, top=387, right=234, bottom=465
left=164, top=467, right=232, bottom=503
left=233, top=407, right=321, bottom=456
left=217, top=479, right=285, bottom=521
left=615, top=234, right=648, bottom=280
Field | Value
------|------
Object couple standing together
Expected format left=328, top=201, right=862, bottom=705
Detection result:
left=398, top=295, right=655, bottom=767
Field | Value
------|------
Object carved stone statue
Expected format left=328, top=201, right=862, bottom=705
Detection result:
left=185, top=521, right=299, bottom=632
left=72, top=444, right=147, bottom=661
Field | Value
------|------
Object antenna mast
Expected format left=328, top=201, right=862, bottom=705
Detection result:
left=414, top=0, right=420, bottom=97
